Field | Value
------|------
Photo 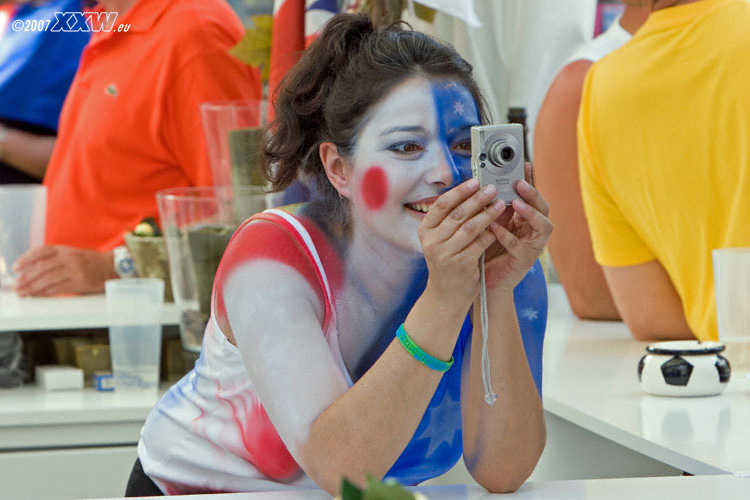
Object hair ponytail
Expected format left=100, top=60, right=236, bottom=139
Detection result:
left=263, top=15, right=375, bottom=198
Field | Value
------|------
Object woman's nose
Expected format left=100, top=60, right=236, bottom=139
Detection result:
left=425, top=146, right=462, bottom=188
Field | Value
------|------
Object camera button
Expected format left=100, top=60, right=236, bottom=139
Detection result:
left=479, top=153, right=487, bottom=161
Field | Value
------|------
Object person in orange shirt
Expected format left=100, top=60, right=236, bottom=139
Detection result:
left=13, top=0, right=261, bottom=296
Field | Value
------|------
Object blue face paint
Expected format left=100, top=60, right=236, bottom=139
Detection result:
left=431, top=81, right=481, bottom=187
left=351, top=81, right=481, bottom=381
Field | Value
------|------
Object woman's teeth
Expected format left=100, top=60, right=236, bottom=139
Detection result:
left=406, top=203, right=430, bottom=213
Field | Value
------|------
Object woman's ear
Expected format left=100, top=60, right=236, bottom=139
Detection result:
left=320, top=142, right=351, bottom=198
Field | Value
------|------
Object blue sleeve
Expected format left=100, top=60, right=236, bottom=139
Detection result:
left=0, top=0, right=90, bottom=130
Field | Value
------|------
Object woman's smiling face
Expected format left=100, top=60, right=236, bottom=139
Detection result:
left=342, top=76, right=481, bottom=254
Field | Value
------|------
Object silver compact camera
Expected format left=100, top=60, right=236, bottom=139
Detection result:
left=471, top=124, right=525, bottom=204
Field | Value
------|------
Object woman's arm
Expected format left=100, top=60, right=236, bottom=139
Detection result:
left=226, top=182, right=508, bottom=495
left=226, top=259, right=465, bottom=495
left=460, top=166, right=551, bottom=491
left=461, top=295, right=545, bottom=492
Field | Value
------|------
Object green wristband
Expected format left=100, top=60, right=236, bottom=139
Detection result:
left=396, top=324, right=453, bottom=372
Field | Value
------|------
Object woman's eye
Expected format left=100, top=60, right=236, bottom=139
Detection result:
left=389, top=142, right=424, bottom=154
left=452, top=139, right=472, bottom=156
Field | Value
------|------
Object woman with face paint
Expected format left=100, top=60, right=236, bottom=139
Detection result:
left=129, top=13, right=551, bottom=497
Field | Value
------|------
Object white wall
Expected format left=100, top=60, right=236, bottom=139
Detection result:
left=408, top=0, right=597, bottom=155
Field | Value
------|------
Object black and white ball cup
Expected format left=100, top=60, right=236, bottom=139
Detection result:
left=638, top=341, right=731, bottom=397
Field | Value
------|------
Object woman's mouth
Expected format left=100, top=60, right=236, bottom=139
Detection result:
left=404, top=202, right=432, bottom=220
left=405, top=202, right=430, bottom=214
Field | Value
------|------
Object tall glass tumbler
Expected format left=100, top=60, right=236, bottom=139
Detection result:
left=157, top=186, right=269, bottom=362
left=106, top=278, right=164, bottom=392
left=200, top=100, right=266, bottom=191
left=0, top=185, right=46, bottom=291
left=713, top=247, right=750, bottom=381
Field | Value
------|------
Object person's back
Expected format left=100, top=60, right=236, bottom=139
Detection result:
left=578, top=0, right=750, bottom=341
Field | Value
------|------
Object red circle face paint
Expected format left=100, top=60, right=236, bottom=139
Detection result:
left=361, top=166, right=388, bottom=211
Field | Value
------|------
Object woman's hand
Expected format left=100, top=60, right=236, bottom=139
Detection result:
left=418, top=178, right=507, bottom=313
left=484, top=163, right=553, bottom=294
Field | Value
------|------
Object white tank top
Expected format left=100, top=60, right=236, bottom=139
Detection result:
left=565, top=16, right=632, bottom=65
left=137, top=209, right=342, bottom=494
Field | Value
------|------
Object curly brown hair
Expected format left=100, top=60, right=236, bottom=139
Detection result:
left=262, top=13, right=489, bottom=204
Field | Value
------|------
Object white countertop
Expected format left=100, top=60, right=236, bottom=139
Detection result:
left=0, top=385, right=165, bottom=449
left=0, top=290, right=179, bottom=331
left=94, top=475, right=750, bottom=500
left=2, top=284, right=748, bottom=480
left=543, top=285, right=750, bottom=476
left=0, top=384, right=162, bottom=426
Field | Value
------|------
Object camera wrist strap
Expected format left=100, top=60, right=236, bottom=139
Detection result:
left=479, top=254, right=497, bottom=405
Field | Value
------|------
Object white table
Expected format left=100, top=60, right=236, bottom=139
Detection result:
left=3, top=285, right=750, bottom=499
left=542, top=284, right=750, bottom=477
left=94, top=475, right=750, bottom=500
left=0, top=291, right=179, bottom=499
left=0, top=385, right=165, bottom=500
left=0, top=290, right=179, bottom=331
left=0, top=384, right=161, bottom=449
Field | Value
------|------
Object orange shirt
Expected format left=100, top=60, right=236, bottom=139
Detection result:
left=44, top=0, right=261, bottom=251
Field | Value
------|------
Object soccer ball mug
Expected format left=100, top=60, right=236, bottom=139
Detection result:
left=638, top=341, right=731, bottom=397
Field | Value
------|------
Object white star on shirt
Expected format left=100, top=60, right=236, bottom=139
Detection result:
left=417, top=388, right=462, bottom=459
left=453, top=100, right=466, bottom=116
left=520, top=308, right=539, bottom=321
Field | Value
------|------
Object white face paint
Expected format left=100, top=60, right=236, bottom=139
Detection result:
left=342, top=76, right=480, bottom=255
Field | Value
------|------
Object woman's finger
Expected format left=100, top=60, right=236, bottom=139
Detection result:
left=515, top=179, right=549, bottom=217
left=421, top=179, right=480, bottom=230
left=489, top=222, right=527, bottom=261
left=497, top=204, right=515, bottom=229
left=423, top=183, right=498, bottom=243
left=444, top=199, right=506, bottom=254
left=462, top=229, right=498, bottom=262
left=509, top=197, right=553, bottom=246
left=524, top=162, right=533, bottom=185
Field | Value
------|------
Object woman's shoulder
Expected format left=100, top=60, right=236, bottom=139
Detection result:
left=241, top=201, right=346, bottom=277
left=223, top=203, right=321, bottom=268
left=217, top=201, right=346, bottom=298
left=232, top=202, right=333, bottom=254
left=212, top=204, right=333, bottom=342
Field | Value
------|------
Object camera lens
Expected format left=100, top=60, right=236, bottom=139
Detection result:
left=500, top=147, right=514, bottom=162
left=487, top=140, right=517, bottom=167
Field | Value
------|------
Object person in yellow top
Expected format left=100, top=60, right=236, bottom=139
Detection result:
left=578, top=0, right=750, bottom=342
